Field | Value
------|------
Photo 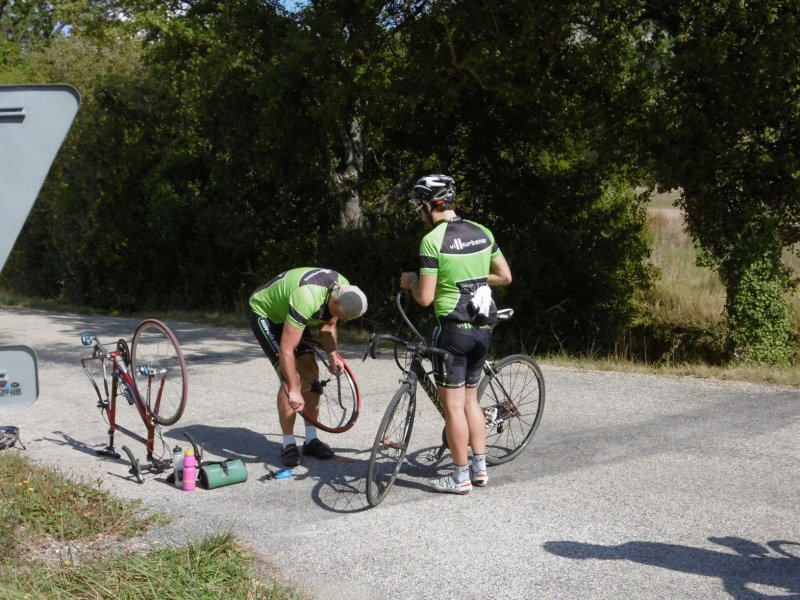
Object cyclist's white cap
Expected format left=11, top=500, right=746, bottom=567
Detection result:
left=333, top=284, right=368, bottom=319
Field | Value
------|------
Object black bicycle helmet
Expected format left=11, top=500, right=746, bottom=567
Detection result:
left=411, top=174, right=456, bottom=207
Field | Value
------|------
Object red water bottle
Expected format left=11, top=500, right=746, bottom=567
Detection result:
left=182, top=448, right=197, bottom=492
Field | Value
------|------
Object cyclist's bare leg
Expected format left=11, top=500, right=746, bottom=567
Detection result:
left=441, top=385, right=470, bottom=466
left=464, top=385, right=487, bottom=455
left=276, top=355, right=320, bottom=433
left=276, top=366, right=298, bottom=435
left=296, top=353, right=320, bottom=420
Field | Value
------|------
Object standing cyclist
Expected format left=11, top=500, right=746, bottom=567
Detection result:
left=248, top=267, right=368, bottom=467
left=400, top=175, right=512, bottom=494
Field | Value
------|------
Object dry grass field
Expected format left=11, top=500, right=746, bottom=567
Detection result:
left=543, top=196, right=800, bottom=384
left=646, top=196, right=800, bottom=334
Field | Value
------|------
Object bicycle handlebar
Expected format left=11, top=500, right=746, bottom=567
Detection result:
left=363, top=332, right=452, bottom=368
left=81, top=332, right=113, bottom=357
left=80, top=333, right=131, bottom=371
left=362, top=289, right=514, bottom=369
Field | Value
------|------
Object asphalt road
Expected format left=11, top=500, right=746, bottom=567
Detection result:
left=1, top=307, right=798, bottom=600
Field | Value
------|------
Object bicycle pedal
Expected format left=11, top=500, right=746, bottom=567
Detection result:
left=422, top=451, right=438, bottom=463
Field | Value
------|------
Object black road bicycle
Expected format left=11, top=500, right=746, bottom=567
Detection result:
left=362, top=292, right=545, bottom=507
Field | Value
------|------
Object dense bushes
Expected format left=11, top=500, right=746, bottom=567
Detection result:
left=2, top=1, right=799, bottom=365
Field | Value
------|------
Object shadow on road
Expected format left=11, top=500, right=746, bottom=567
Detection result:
left=544, top=536, right=800, bottom=599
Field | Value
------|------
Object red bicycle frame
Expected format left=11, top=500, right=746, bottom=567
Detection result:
left=82, top=338, right=160, bottom=462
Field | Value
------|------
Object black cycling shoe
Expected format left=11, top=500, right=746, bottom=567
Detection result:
left=281, top=443, right=300, bottom=467
left=302, top=438, right=334, bottom=459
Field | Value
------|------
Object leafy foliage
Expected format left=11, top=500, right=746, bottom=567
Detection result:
left=2, top=0, right=798, bottom=363
left=645, top=1, right=800, bottom=362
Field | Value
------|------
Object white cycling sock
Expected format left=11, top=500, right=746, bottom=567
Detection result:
left=305, top=425, right=318, bottom=442
left=452, top=464, right=470, bottom=484
left=472, top=454, right=487, bottom=472
left=282, top=435, right=296, bottom=449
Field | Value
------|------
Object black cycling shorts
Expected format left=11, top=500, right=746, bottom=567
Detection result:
left=430, top=319, right=492, bottom=389
left=247, top=308, right=315, bottom=370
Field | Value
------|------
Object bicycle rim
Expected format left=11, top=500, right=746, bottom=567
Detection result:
left=0, top=426, right=19, bottom=450
left=366, top=385, right=416, bottom=507
left=302, top=359, right=360, bottom=433
left=130, top=319, right=188, bottom=426
left=478, top=354, right=545, bottom=465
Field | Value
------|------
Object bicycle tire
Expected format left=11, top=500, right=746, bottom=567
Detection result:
left=477, top=354, right=545, bottom=465
left=0, top=425, right=19, bottom=450
left=301, top=351, right=361, bottom=434
left=130, top=319, right=188, bottom=426
left=366, top=383, right=416, bottom=507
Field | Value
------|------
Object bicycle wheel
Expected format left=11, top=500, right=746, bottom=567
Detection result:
left=301, top=355, right=360, bottom=434
left=0, top=425, right=19, bottom=450
left=130, top=319, right=188, bottom=426
left=366, top=384, right=416, bottom=507
left=478, top=354, right=545, bottom=465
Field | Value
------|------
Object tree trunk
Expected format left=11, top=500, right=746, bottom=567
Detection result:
left=331, top=116, right=365, bottom=230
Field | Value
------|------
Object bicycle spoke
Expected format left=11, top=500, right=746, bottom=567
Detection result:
left=366, top=385, right=415, bottom=507
left=301, top=353, right=360, bottom=434
left=131, top=320, right=187, bottom=426
left=479, top=355, right=545, bottom=465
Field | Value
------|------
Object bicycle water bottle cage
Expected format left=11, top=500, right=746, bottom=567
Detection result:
left=80, top=333, right=95, bottom=346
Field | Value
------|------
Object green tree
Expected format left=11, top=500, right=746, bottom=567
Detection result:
left=1, top=0, right=107, bottom=80
left=646, top=1, right=800, bottom=363
left=370, top=0, right=657, bottom=354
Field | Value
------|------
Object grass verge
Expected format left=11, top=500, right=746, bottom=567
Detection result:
left=542, top=352, right=800, bottom=388
left=0, top=452, right=302, bottom=600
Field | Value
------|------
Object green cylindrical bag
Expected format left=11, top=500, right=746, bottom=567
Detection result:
left=199, top=459, right=248, bottom=490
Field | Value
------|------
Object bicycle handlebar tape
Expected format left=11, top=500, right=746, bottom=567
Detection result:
left=334, top=285, right=368, bottom=319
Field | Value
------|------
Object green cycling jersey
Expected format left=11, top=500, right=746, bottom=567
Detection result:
left=419, top=216, right=502, bottom=321
left=249, top=267, right=349, bottom=330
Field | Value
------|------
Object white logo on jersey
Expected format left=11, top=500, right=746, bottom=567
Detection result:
left=302, top=268, right=332, bottom=283
left=449, top=237, right=487, bottom=251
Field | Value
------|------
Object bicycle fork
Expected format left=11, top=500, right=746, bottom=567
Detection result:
left=98, top=370, right=159, bottom=463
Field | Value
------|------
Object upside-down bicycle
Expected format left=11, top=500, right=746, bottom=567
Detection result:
left=80, top=319, right=188, bottom=483
left=362, top=292, right=546, bottom=506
